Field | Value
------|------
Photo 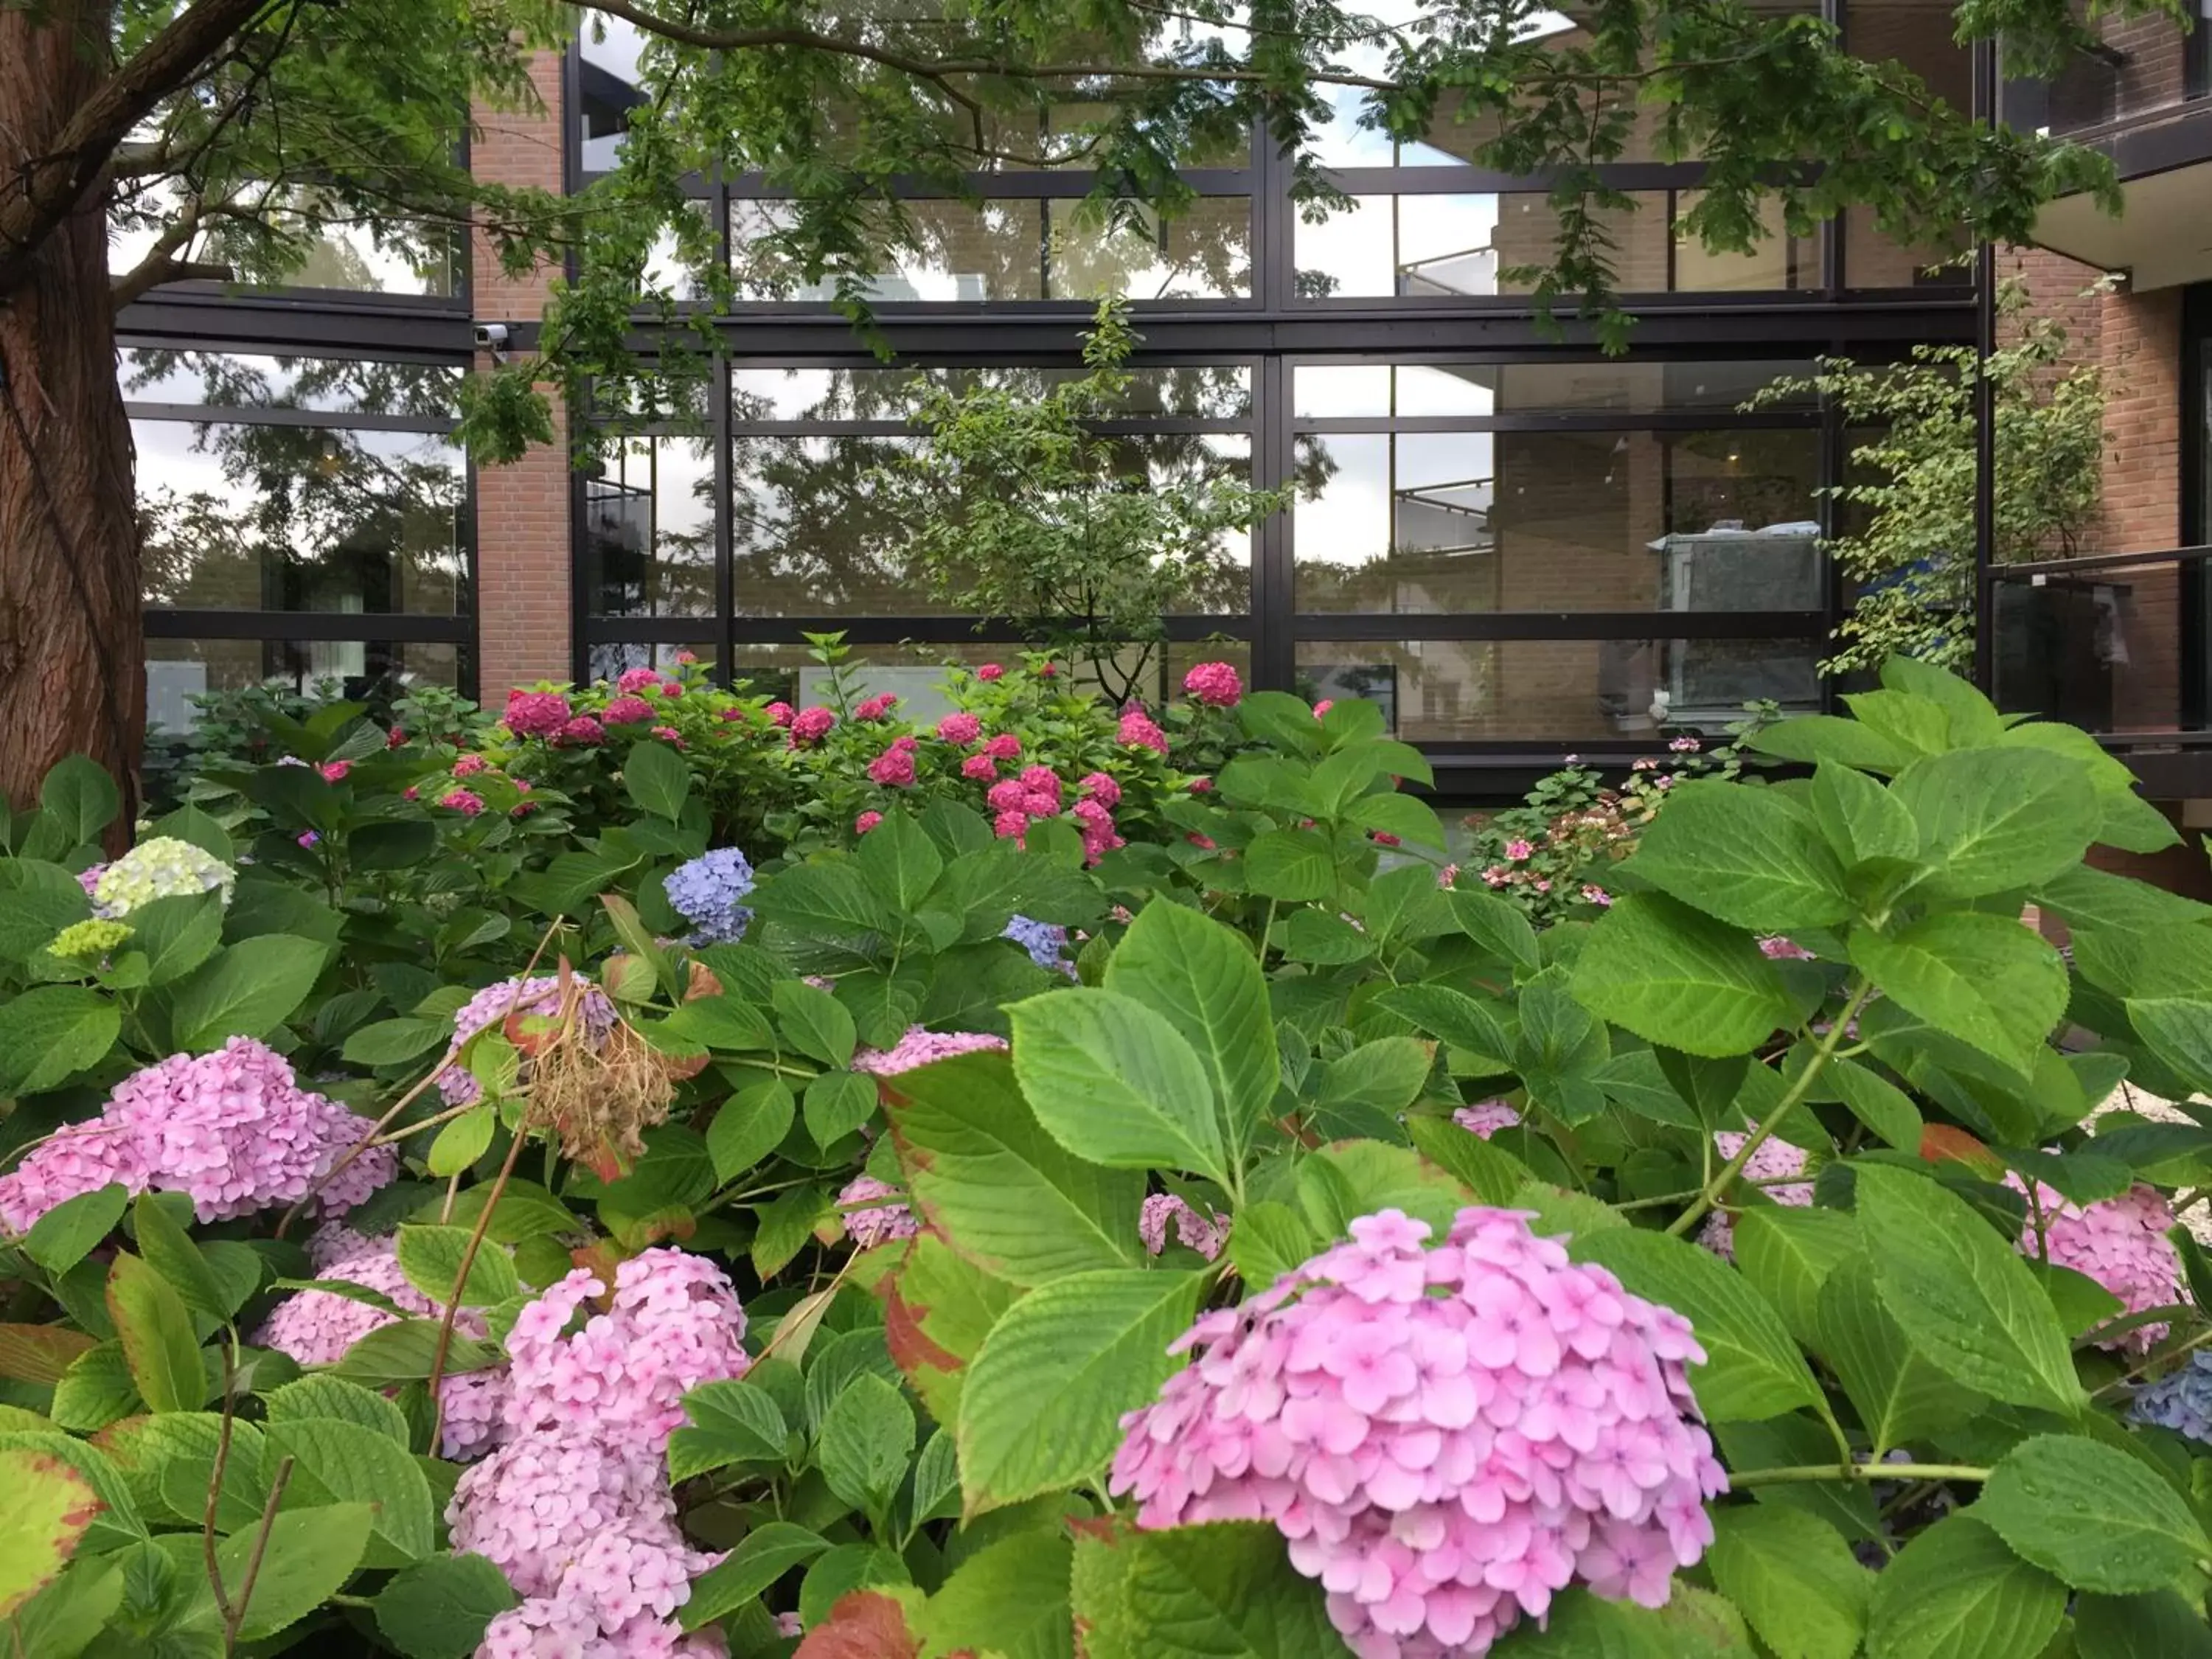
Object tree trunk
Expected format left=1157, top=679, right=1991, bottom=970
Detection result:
left=0, top=0, right=145, bottom=831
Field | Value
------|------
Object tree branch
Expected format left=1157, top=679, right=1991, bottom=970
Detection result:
left=111, top=257, right=234, bottom=307
left=0, top=0, right=282, bottom=299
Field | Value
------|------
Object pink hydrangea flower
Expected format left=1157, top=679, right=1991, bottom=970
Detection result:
left=1112, top=1208, right=1727, bottom=1657
left=788, top=707, right=836, bottom=746
left=504, top=690, right=572, bottom=740
left=994, top=810, right=1030, bottom=843
left=1183, top=661, right=1243, bottom=707
left=838, top=1175, right=918, bottom=1250
left=1073, top=797, right=1124, bottom=864
left=453, top=754, right=489, bottom=778
left=937, top=712, right=984, bottom=745
left=1372, top=832, right=1402, bottom=847
left=961, top=754, right=998, bottom=782
left=659, top=682, right=683, bottom=699
left=1314, top=700, right=1334, bottom=717
left=1017, top=766, right=1063, bottom=813
left=1080, top=771, right=1121, bottom=809
left=650, top=726, right=686, bottom=748
left=75, top=864, right=106, bottom=898
left=386, top=727, right=407, bottom=749
left=255, top=1234, right=509, bottom=1459
left=1582, top=886, right=1613, bottom=907
left=868, top=745, right=918, bottom=787
left=1038, top=662, right=1058, bottom=679
left=1119, top=709, right=1169, bottom=754
left=616, top=667, right=664, bottom=695
left=855, top=812, right=883, bottom=835
left=855, top=693, right=899, bottom=721
left=1758, top=937, right=1815, bottom=961
left=764, top=702, right=796, bottom=728
left=1189, top=777, right=1214, bottom=795
left=1696, top=1128, right=1815, bottom=1259
left=1139, top=1194, right=1225, bottom=1261
left=439, top=789, right=486, bottom=816
left=556, top=716, right=605, bottom=747
left=319, top=760, right=351, bottom=783
left=296, top=831, right=319, bottom=849
left=851, top=1028, right=1009, bottom=1075
left=2008, top=1177, right=2184, bottom=1352
left=977, top=664, right=1004, bottom=681
left=602, top=696, right=653, bottom=726
left=0, top=1038, right=393, bottom=1232
left=1453, top=1102, right=1522, bottom=1140
left=983, top=733, right=1021, bottom=761
left=1503, top=839, right=1534, bottom=863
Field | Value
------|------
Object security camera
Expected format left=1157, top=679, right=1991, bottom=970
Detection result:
left=474, top=323, right=510, bottom=358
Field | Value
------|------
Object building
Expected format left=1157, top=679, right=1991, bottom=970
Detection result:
left=121, top=2, right=2031, bottom=802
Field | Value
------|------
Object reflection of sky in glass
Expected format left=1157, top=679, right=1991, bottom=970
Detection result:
left=1295, top=195, right=1503, bottom=296
left=1309, top=11, right=1576, bottom=166
left=109, top=179, right=449, bottom=296
left=1295, top=432, right=1496, bottom=570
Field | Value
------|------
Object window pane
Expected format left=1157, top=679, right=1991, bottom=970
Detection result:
left=1297, top=192, right=1812, bottom=298
left=732, top=198, right=1251, bottom=302
left=1843, top=206, right=1969, bottom=288
left=122, top=351, right=461, bottom=418
left=583, top=435, right=717, bottom=617
left=1295, top=637, right=1821, bottom=740
left=136, top=421, right=467, bottom=613
left=1293, top=361, right=1817, bottom=418
left=585, top=640, right=719, bottom=684
left=579, top=15, right=648, bottom=172
left=1672, top=192, right=1812, bottom=292
left=732, top=364, right=1253, bottom=424
left=110, top=187, right=462, bottom=297
left=146, top=639, right=461, bottom=734
left=733, top=433, right=1253, bottom=616
left=728, top=638, right=1249, bottom=717
left=1294, top=429, right=1822, bottom=612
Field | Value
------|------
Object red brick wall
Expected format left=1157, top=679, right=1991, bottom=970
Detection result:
left=470, top=50, right=573, bottom=695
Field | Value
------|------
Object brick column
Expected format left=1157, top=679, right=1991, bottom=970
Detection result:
left=471, top=50, right=574, bottom=697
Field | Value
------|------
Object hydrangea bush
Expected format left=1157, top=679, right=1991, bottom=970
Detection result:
left=7, top=658, right=2212, bottom=1658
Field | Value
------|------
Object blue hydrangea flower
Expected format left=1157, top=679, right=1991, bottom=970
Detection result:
left=2133, top=1352, right=2212, bottom=1444
left=1004, top=914, right=1071, bottom=974
left=664, top=847, right=756, bottom=945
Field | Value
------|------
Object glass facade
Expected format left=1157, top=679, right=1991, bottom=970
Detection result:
left=563, top=3, right=1987, bottom=771
left=127, top=349, right=473, bottom=731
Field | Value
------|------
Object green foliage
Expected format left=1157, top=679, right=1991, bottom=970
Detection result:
left=11, top=658, right=2212, bottom=1657
left=1744, top=280, right=2114, bottom=675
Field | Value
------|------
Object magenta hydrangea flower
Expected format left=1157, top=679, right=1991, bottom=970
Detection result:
left=838, top=1175, right=918, bottom=1249
left=961, top=754, right=998, bottom=782
left=616, top=667, right=664, bottom=696
left=504, top=690, right=572, bottom=739
left=1119, top=708, right=1169, bottom=754
left=255, top=1234, right=509, bottom=1460
left=1016, top=765, right=1063, bottom=812
left=1080, top=771, right=1122, bottom=809
left=982, top=733, right=1020, bottom=761
left=0, top=1038, right=392, bottom=1233
left=1139, top=1194, right=1225, bottom=1261
left=1073, top=797, right=1124, bottom=864
left=1183, top=661, right=1244, bottom=707
left=788, top=706, right=835, bottom=746
left=855, top=692, right=900, bottom=721
left=855, top=811, right=884, bottom=835
left=851, top=1028, right=1009, bottom=1075
left=556, top=716, right=605, bottom=747
left=868, top=744, right=917, bottom=787
left=936, top=712, right=983, bottom=745
left=439, top=789, right=486, bottom=816
left=764, top=701, right=795, bottom=728
left=2008, top=1177, right=2184, bottom=1351
left=1111, top=1207, right=1726, bottom=1657
left=977, top=664, right=1004, bottom=682
left=436, top=975, right=618, bottom=1107
left=602, top=696, right=653, bottom=726
left=993, top=810, right=1029, bottom=843
left=319, top=760, right=351, bottom=784
left=453, top=754, right=490, bottom=779
left=1695, top=1128, right=1815, bottom=1260
left=1453, top=1102, right=1522, bottom=1141
left=1757, top=937, right=1815, bottom=961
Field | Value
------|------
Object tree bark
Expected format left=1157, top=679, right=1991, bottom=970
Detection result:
left=0, top=0, right=145, bottom=827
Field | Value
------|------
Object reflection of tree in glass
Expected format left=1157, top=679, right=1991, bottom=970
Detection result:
left=138, top=420, right=465, bottom=616
left=729, top=358, right=1291, bottom=636
left=581, top=437, right=718, bottom=616
left=863, top=301, right=1286, bottom=703
left=124, top=349, right=462, bottom=421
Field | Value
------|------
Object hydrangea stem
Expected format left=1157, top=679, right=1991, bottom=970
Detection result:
left=1665, top=977, right=1879, bottom=1239
left=1731, top=1461, right=1988, bottom=1488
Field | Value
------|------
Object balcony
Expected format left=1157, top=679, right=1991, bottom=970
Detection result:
left=1989, top=546, right=2212, bottom=793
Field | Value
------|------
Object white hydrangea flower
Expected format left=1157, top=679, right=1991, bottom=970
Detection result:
left=91, top=836, right=235, bottom=918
